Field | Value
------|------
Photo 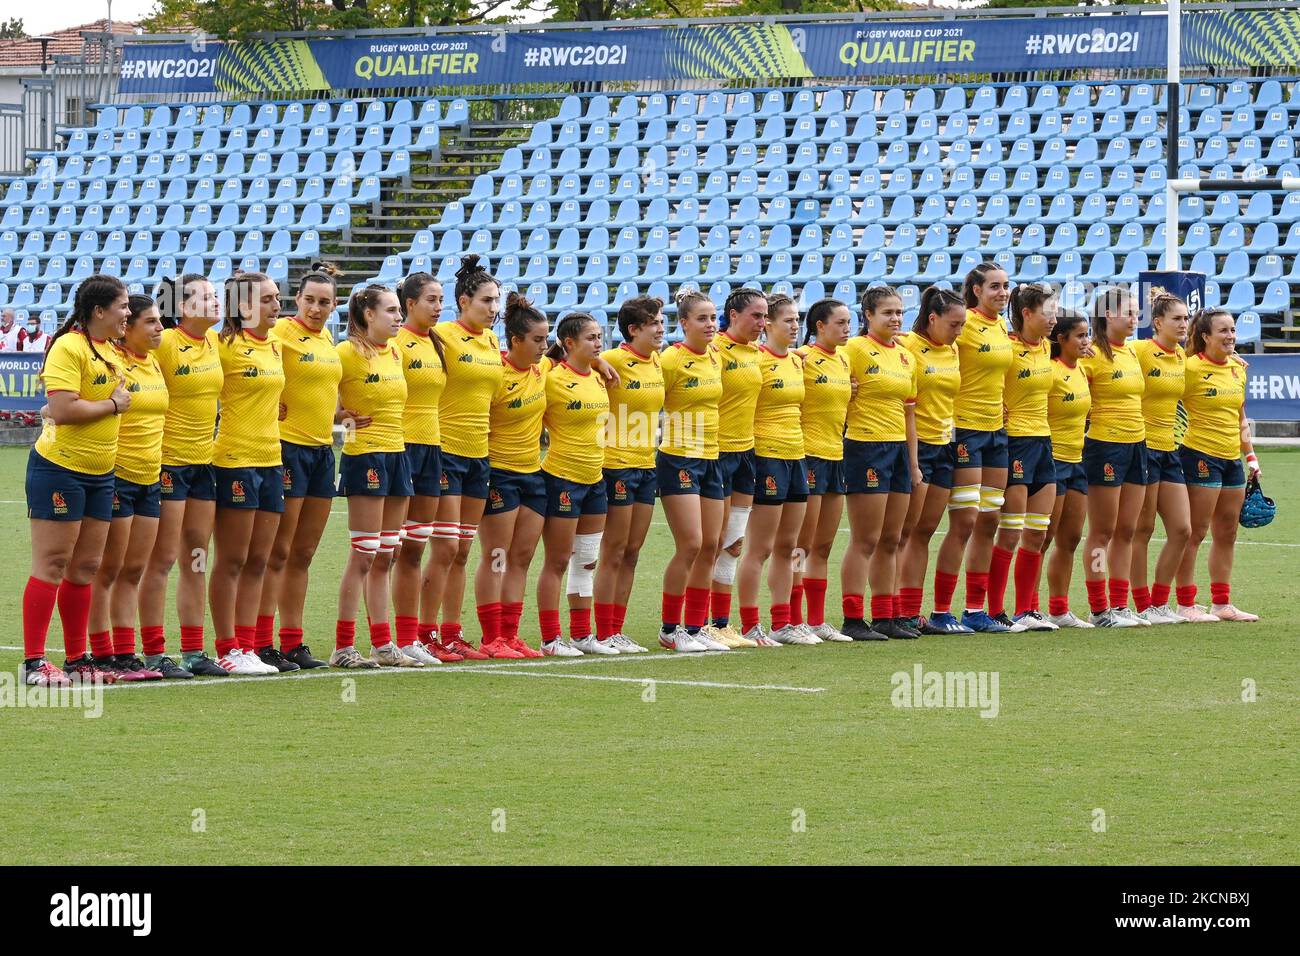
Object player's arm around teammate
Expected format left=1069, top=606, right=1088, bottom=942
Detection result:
left=838, top=287, right=923, bottom=641
left=1129, top=294, right=1193, bottom=625
left=22, top=275, right=131, bottom=687
left=139, top=273, right=227, bottom=676
left=1043, top=311, right=1095, bottom=628
left=896, top=287, right=967, bottom=634
left=536, top=313, right=612, bottom=656
left=991, top=283, right=1060, bottom=632
left=656, top=291, right=727, bottom=653
left=791, top=299, right=854, bottom=643
left=1174, top=310, right=1259, bottom=622
left=87, top=294, right=173, bottom=680
left=590, top=296, right=666, bottom=653
left=331, top=286, right=419, bottom=668
left=1078, top=285, right=1151, bottom=628
left=207, top=272, right=287, bottom=674
left=255, top=265, right=345, bottom=672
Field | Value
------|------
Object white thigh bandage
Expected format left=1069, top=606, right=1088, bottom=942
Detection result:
left=565, top=532, right=603, bottom=597
left=721, top=505, right=751, bottom=551
left=947, top=484, right=980, bottom=511
left=377, top=530, right=401, bottom=554
left=712, top=550, right=738, bottom=586
left=997, top=512, right=1026, bottom=531
left=350, top=530, right=380, bottom=554
left=400, top=520, right=432, bottom=544
left=978, top=485, right=1006, bottom=513
left=1025, top=513, right=1052, bottom=532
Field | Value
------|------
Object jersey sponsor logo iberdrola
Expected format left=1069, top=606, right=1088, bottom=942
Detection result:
left=299, top=352, right=315, bottom=363
left=566, top=399, right=582, bottom=410
left=1205, top=387, right=1218, bottom=397
left=365, top=372, right=380, bottom=384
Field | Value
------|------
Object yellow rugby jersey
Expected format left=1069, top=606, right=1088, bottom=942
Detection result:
left=844, top=334, right=918, bottom=443
left=543, top=360, right=610, bottom=485
left=490, top=355, right=548, bottom=473
left=35, top=332, right=121, bottom=475
left=113, top=347, right=169, bottom=485
left=1181, top=353, right=1246, bottom=461
left=713, top=331, right=762, bottom=453
left=1080, top=341, right=1145, bottom=444
left=751, top=347, right=805, bottom=460
left=901, top=330, right=962, bottom=445
left=435, top=321, right=503, bottom=459
left=1003, top=335, right=1053, bottom=438
left=601, top=344, right=665, bottom=470
left=659, top=342, right=722, bottom=460
left=395, top=326, right=447, bottom=447
left=212, top=332, right=285, bottom=468
left=337, top=340, right=408, bottom=455
left=1047, top=359, right=1092, bottom=463
left=1132, top=338, right=1186, bottom=453
left=156, top=326, right=223, bottom=466
left=272, top=317, right=341, bottom=447
left=798, top=343, right=851, bottom=460
left=955, top=308, right=1015, bottom=432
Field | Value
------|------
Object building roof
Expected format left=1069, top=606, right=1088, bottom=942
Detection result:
left=0, top=19, right=140, bottom=69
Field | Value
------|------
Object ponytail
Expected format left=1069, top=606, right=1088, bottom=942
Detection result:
left=1089, top=284, right=1132, bottom=361
left=153, top=272, right=208, bottom=330
left=721, top=287, right=764, bottom=332
left=914, top=286, right=963, bottom=336
left=220, top=270, right=272, bottom=344
left=347, top=284, right=394, bottom=356
left=962, top=261, right=1006, bottom=312
left=1008, top=282, right=1055, bottom=336
left=44, top=273, right=126, bottom=375
left=454, top=254, right=498, bottom=311
left=398, top=271, right=446, bottom=369
left=804, top=298, right=847, bottom=344
left=504, top=291, right=548, bottom=349
left=546, top=311, right=596, bottom=363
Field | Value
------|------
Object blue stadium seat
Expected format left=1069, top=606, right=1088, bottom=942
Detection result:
left=1225, top=280, right=1255, bottom=312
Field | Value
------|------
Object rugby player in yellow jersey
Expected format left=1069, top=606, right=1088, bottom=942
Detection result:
left=1079, top=285, right=1150, bottom=629
left=896, top=287, right=967, bottom=635
left=1175, top=310, right=1259, bottom=622
left=331, top=285, right=420, bottom=669
left=1043, top=310, right=1094, bottom=628
left=839, top=287, right=922, bottom=642
left=736, top=293, right=810, bottom=646
left=421, top=256, right=503, bottom=660
left=23, top=275, right=131, bottom=687
left=991, top=283, right=1059, bottom=632
left=536, top=312, right=612, bottom=656
left=931, top=262, right=1015, bottom=633
left=389, top=273, right=458, bottom=663
left=87, top=294, right=171, bottom=680
left=657, top=291, right=726, bottom=653
left=589, top=296, right=665, bottom=653
left=707, top=288, right=766, bottom=643
left=207, top=271, right=286, bottom=675
left=789, top=298, right=854, bottom=643
left=255, top=265, right=345, bottom=672
left=1130, top=293, right=1194, bottom=625
left=474, top=293, right=551, bottom=660
left=139, top=273, right=228, bottom=676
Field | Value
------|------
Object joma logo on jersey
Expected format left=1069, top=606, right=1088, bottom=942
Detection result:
left=92, top=373, right=108, bottom=385
left=365, top=373, right=380, bottom=384
left=457, top=353, right=473, bottom=363
left=566, top=381, right=580, bottom=389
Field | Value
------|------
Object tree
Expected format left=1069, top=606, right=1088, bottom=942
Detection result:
left=141, top=0, right=523, bottom=37
left=0, top=16, right=25, bottom=38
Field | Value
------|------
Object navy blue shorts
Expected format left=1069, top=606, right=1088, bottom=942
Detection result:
left=1054, top=459, right=1088, bottom=496
left=954, top=427, right=1009, bottom=471
left=605, top=467, right=657, bottom=507
left=1180, top=446, right=1246, bottom=489
left=487, top=467, right=547, bottom=516
left=719, top=450, right=756, bottom=497
left=804, top=456, right=847, bottom=496
left=845, top=439, right=912, bottom=495
left=1007, top=435, right=1056, bottom=494
left=27, top=449, right=114, bottom=522
left=112, top=477, right=162, bottom=519
left=214, top=465, right=286, bottom=513
left=281, top=441, right=336, bottom=499
left=656, top=452, right=725, bottom=500
left=917, top=441, right=955, bottom=490
left=543, top=470, right=608, bottom=518
left=405, top=443, right=443, bottom=498
left=1144, top=447, right=1186, bottom=486
left=440, top=451, right=490, bottom=499
left=1084, top=438, right=1148, bottom=488
left=159, top=462, right=216, bottom=502
left=339, top=451, right=414, bottom=498
left=755, top=456, right=810, bottom=505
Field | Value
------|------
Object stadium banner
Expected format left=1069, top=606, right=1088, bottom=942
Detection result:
left=1244, top=354, right=1300, bottom=422
left=1137, top=271, right=1206, bottom=339
left=0, top=352, right=47, bottom=411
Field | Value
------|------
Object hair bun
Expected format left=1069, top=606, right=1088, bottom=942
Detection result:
left=310, top=260, right=342, bottom=278
left=456, top=254, right=484, bottom=279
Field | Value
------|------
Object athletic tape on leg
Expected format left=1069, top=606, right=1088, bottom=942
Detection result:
left=947, top=484, right=980, bottom=511
left=377, top=530, right=401, bottom=554
left=978, top=486, right=1006, bottom=513
left=401, top=520, right=432, bottom=543
left=1025, top=513, right=1052, bottom=532
left=998, top=512, right=1026, bottom=531
left=566, top=532, right=603, bottom=597
left=721, top=505, right=751, bottom=551
left=712, top=549, right=738, bottom=585
left=349, top=530, right=380, bottom=554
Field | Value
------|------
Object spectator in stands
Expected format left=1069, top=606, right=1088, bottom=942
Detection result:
left=19, top=313, right=52, bottom=352
left=0, top=308, right=23, bottom=351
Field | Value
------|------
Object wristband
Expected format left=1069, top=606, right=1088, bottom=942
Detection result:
left=1246, top=452, right=1258, bottom=464
left=110, top=397, right=120, bottom=415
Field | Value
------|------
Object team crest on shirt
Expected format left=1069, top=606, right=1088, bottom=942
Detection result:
left=1102, top=463, right=1115, bottom=482
left=956, top=442, right=970, bottom=464
left=558, top=491, right=572, bottom=512
left=51, top=492, right=67, bottom=515
left=160, top=471, right=174, bottom=492
left=231, top=480, right=246, bottom=503
left=366, top=468, right=380, bottom=489
left=764, top=475, right=778, bottom=494
left=1197, top=459, right=1210, bottom=478
left=677, top=469, right=691, bottom=488
left=1012, top=459, right=1024, bottom=479
left=866, top=468, right=879, bottom=488
left=614, top=480, right=628, bottom=500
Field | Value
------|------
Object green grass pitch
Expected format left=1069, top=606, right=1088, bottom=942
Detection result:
left=0, top=445, right=1295, bottom=865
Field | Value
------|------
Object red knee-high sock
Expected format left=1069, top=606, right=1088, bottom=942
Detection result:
left=180, top=625, right=205, bottom=654
left=595, top=602, right=616, bottom=639
left=1176, top=584, right=1197, bottom=608
left=89, top=630, right=114, bottom=658
left=255, top=614, right=275, bottom=649
left=395, top=615, right=418, bottom=648
left=987, top=546, right=1014, bottom=616
left=56, top=581, right=92, bottom=661
left=569, top=607, right=591, bottom=639
left=612, top=603, right=627, bottom=634
left=441, top=622, right=463, bottom=645
left=141, top=625, right=166, bottom=657
left=709, top=589, right=731, bottom=625
left=770, top=602, right=791, bottom=631
left=964, top=571, right=989, bottom=613
left=803, top=577, right=827, bottom=626
left=740, top=605, right=760, bottom=632
left=23, top=576, right=59, bottom=660
left=539, top=609, right=561, bottom=643
left=933, top=571, right=958, bottom=614
left=684, top=587, right=710, bottom=630
left=477, top=603, right=502, bottom=644
left=1132, top=586, right=1151, bottom=613
left=1107, top=577, right=1130, bottom=611
left=842, top=593, right=865, bottom=620
left=661, top=592, right=684, bottom=629
left=502, top=602, right=524, bottom=641
left=1210, top=581, right=1230, bottom=605
left=1012, top=548, right=1043, bottom=617
left=1049, top=595, right=1070, bottom=616
left=369, top=620, right=391, bottom=648
left=789, top=584, right=804, bottom=625
left=235, top=624, right=256, bottom=653
left=279, top=627, right=303, bottom=652
left=869, top=594, right=894, bottom=621
left=112, top=626, right=136, bottom=656
left=1085, top=579, right=1108, bottom=614
left=899, top=587, right=924, bottom=619
left=335, top=619, right=356, bottom=650
left=1150, top=583, right=1171, bottom=609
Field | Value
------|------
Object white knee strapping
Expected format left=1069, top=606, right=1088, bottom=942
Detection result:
left=998, top=512, right=1026, bottom=531
left=400, top=520, right=432, bottom=543
left=430, top=522, right=459, bottom=541
left=712, top=550, right=738, bottom=585
left=377, top=530, right=401, bottom=554
left=349, top=530, right=380, bottom=554
left=1025, top=513, right=1052, bottom=532
left=721, top=505, right=751, bottom=551
left=947, top=484, right=980, bottom=511
left=565, top=532, right=603, bottom=597
left=457, top=523, right=478, bottom=541
left=978, top=485, right=1006, bottom=513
